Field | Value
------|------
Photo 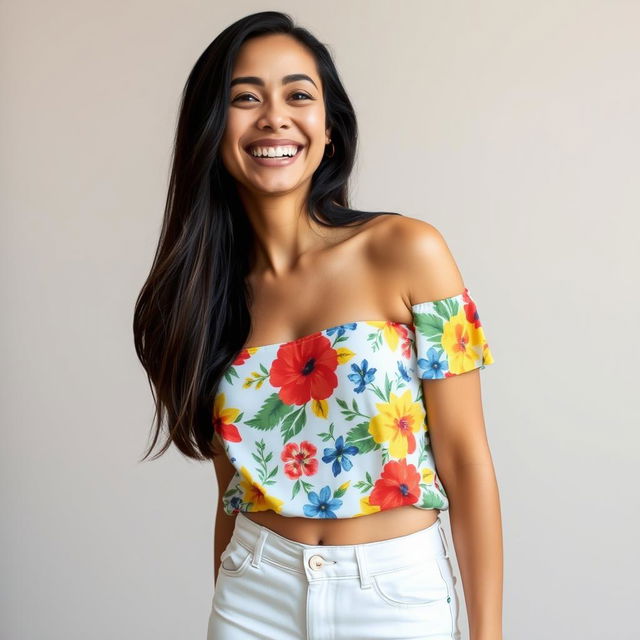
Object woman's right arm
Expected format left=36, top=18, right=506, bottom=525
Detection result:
left=212, top=445, right=238, bottom=585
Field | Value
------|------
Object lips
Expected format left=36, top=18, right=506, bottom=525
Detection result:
left=244, top=139, right=305, bottom=152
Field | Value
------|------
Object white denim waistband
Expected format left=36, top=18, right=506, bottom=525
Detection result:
left=230, top=511, right=449, bottom=587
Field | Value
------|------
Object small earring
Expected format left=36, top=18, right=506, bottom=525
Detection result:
left=325, top=139, right=335, bottom=158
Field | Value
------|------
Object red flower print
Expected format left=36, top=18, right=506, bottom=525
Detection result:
left=400, top=336, right=413, bottom=360
left=211, top=393, right=242, bottom=443
left=269, top=334, right=339, bottom=405
left=281, top=441, right=319, bottom=479
left=369, top=458, right=421, bottom=510
left=233, top=349, right=251, bottom=366
left=388, top=322, right=409, bottom=341
left=390, top=322, right=414, bottom=359
left=462, top=287, right=482, bottom=328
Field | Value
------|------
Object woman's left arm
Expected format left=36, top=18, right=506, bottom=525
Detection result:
left=422, top=371, right=504, bottom=640
left=388, top=216, right=504, bottom=640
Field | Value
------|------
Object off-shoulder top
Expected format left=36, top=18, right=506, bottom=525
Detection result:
left=212, top=287, right=495, bottom=519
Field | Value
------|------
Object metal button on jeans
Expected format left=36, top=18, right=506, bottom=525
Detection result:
left=308, top=554, right=325, bottom=570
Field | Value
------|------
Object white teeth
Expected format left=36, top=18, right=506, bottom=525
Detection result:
left=249, top=145, right=299, bottom=158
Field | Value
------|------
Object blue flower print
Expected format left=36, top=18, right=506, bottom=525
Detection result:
left=347, top=359, right=377, bottom=393
left=230, top=496, right=242, bottom=510
left=303, top=485, right=343, bottom=518
left=322, top=435, right=359, bottom=477
left=417, top=347, right=449, bottom=379
left=326, top=322, right=358, bottom=339
left=397, top=360, right=411, bottom=382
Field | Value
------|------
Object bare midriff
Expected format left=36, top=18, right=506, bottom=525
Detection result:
left=242, top=505, right=440, bottom=546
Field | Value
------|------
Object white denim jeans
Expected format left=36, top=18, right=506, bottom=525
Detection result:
left=207, top=511, right=462, bottom=639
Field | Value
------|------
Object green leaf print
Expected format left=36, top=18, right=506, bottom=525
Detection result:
left=418, top=487, right=446, bottom=509
left=384, top=372, right=392, bottom=399
left=331, top=333, right=351, bottom=347
left=412, top=312, right=444, bottom=341
left=417, top=435, right=431, bottom=467
left=333, top=481, right=350, bottom=499
left=252, top=439, right=279, bottom=486
left=244, top=392, right=293, bottom=430
left=367, top=330, right=383, bottom=352
left=280, top=405, right=307, bottom=443
left=242, top=362, right=271, bottom=389
left=223, top=486, right=238, bottom=499
left=369, top=372, right=395, bottom=403
left=345, top=421, right=380, bottom=454
left=317, top=422, right=336, bottom=442
left=435, top=296, right=459, bottom=318
left=265, top=466, right=278, bottom=481
left=300, top=479, right=314, bottom=495
left=223, top=367, right=240, bottom=384
left=354, top=471, right=374, bottom=493
left=336, top=397, right=370, bottom=422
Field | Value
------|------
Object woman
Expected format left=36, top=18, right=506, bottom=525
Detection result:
left=133, top=11, right=503, bottom=640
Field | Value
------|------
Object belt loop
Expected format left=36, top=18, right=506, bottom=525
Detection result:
left=438, top=522, right=450, bottom=558
left=355, top=545, right=372, bottom=589
left=251, top=528, right=269, bottom=568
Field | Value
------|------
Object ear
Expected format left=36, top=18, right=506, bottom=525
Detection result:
left=325, top=127, right=332, bottom=143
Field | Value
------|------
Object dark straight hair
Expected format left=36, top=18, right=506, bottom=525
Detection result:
left=133, top=10, right=402, bottom=462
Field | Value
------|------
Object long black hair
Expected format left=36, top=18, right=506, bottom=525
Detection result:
left=133, top=10, right=401, bottom=462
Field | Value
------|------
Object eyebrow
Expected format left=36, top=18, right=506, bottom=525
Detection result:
left=229, top=73, right=318, bottom=90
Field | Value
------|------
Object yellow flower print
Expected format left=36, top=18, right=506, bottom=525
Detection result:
left=353, top=495, right=381, bottom=517
left=311, top=398, right=329, bottom=418
left=365, top=321, right=403, bottom=351
left=421, top=467, right=435, bottom=484
left=482, top=341, right=495, bottom=366
left=337, top=480, right=351, bottom=493
left=239, top=466, right=285, bottom=513
left=368, top=389, right=426, bottom=458
left=441, top=308, right=489, bottom=375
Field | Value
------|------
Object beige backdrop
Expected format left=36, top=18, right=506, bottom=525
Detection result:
left=2, top=1, right=639, bottom=638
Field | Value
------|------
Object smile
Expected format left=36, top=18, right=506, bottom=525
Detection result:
left=244, top=145, right=304, bottom=167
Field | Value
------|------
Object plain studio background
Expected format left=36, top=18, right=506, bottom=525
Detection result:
left=2, top=1, right=639, bottom=638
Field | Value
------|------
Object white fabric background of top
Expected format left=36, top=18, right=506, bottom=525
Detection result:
left=2, top=1, right=639, bottom=638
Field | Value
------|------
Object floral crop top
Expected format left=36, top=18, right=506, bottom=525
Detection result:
left=212, top=287, right=494, bottom=519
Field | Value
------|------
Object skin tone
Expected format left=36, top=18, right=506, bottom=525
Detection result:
left=213, top=29, right=442, bottom=558
left=213, top=33, right=503, bottom=640
left=219, top=32, right=334, bottom=279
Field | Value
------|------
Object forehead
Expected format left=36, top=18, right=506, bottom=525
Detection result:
left=231, top=34, right=319, bottom=83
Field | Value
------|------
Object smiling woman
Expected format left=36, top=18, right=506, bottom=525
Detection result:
left=219, top=37, right=333, bottom=196
left=132, top=9, right=501, bottom=640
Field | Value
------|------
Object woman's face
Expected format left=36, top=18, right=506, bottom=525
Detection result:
left=220, top=33, right=331, bottom=197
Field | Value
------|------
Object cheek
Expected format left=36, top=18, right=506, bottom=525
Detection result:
left=302, top=109, right=325, bottom=134
left=301, top=110, right=328, bottom=161
left=220, top=118, right=245, bottom=167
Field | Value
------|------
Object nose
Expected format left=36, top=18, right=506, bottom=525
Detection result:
left=258, top=101, right=290, bottom=131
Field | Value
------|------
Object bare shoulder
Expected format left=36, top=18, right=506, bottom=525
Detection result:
left=369, top=214, right=465, bottom=306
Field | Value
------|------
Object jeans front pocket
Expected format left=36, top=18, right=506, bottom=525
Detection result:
left=218, top=538, right=253, bottom=578
left=371, top=557, right=450, bottom=608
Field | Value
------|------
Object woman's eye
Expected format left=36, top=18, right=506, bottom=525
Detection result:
left=232, top=92, right=312, bottom=103
left=232, top=94, right=258, bottom=103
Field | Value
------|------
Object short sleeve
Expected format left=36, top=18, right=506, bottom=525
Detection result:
left=411, top=287, right=495, bottom=379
